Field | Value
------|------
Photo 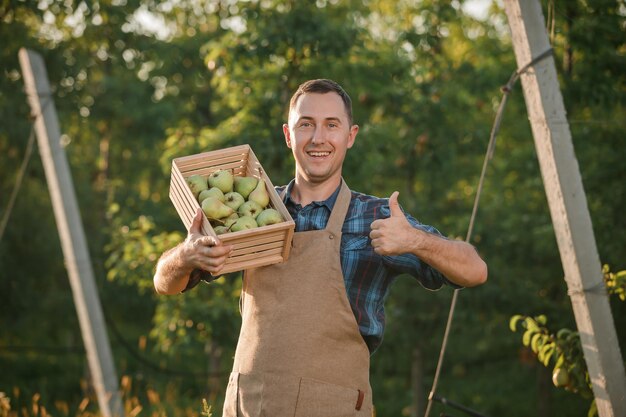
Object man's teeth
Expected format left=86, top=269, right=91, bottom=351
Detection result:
left=309, top=151, right=330, bottom=157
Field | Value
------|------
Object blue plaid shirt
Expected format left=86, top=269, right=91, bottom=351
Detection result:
left=279, top=180, right=454, bottom=353
left=187, top=181, right=455, bottom=353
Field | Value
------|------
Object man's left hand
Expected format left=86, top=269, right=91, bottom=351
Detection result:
left=370, top=191, right=420, bottom=256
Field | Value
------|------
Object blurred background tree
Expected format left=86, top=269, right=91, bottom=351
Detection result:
left=1, top=1, right=623, bottom=416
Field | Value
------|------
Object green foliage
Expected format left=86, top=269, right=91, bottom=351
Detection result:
left=510, top=315, right=592, bottom=395
left=105, top=211, right=184, bottom=293
left=201, top=399, right=213, bottom=417
left=1, top=0, right=624, bottom=416
left=510, top=266, right=626, bottom=417
left=604, top=264, right=626, bottom=301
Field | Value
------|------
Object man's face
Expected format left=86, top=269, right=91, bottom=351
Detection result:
left=283, top=92, right=358, bottom=186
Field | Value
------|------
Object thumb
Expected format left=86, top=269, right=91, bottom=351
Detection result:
left=189, top=208, right=204, bottom=235
left=388, top=191, right=403, bottom=217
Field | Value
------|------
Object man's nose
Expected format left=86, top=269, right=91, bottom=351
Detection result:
left=311, top=126, right=326, bottom=144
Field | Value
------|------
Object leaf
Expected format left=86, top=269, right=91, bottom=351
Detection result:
left=509, top=315, right=524, bottom=332
left=587, top=400, right=598, bottom=417
left=524, top=317, right=539, bottom=331
left=522, top=329, right=534, bottom=347
left=531, top=333, right=542, bottom=353
left=555, top=354, right=565, bottom=369
left=540, top=344, right=554, bottom=367
left=556, top=328, right=572, bottom=340
left=543, top=348, right=554, bottom=367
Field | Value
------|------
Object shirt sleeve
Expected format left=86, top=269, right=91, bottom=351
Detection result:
left=378, top=204, right=462, bottom=290
left=182, top=268, right=216, bottom=292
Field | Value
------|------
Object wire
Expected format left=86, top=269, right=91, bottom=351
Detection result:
left=0, top=95, right=53, bottom=246
left=431, top=395, right=492, bottom=417
left=0, top=125, right=37, bottom=246
left=2, top=86, right=226, bottom=380
left=423, top=48, right=554, bottom=417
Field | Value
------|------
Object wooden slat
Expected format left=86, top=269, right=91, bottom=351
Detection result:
left=174, top=145, right=250, bottom=168
left=177, top=154, right=247, bottom=171
left=170, top=174, right=198, bottom=219
left=182, top=162, right=249, bottom=177
left=221, top=254, right=285, bottom=273
left=281, top=226, right=294, bottom=261
left=169, top=180, right=194, bottom=225
left=228, top=248, right=284, bottom=264
left=221, top=226, right=287, bottom=244
left=223, top=232, right=286, bottom=249
left=174, top=144, right=250, bottom=163
left=231, top=241, right=284, bottom=256
left=170, top=168, right=216, bottom=237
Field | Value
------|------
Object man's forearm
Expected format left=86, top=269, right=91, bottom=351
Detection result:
left=408, top=229, right=488, bottom=287
left=154, top=244, right=193, bottom=295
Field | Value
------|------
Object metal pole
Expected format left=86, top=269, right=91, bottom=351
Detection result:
left=503, top=2, right=626, bottom=415
left=18, top=48, right=124, bottom=417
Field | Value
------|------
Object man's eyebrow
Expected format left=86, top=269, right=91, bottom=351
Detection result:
left=296, top=116, right=343, bottom=123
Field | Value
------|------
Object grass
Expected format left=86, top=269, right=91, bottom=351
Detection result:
left=0, top=375, right=214, bottom=417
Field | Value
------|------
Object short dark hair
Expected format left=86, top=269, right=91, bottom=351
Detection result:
left=289, top=79, right=353, bottom=125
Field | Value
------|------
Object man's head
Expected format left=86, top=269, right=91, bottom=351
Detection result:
left=288, top=79, right=354, bottom=126
left=283, top=79, right=359, bottom=188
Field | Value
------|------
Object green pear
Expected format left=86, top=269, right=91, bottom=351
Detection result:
left=256, top=208, right=283, bottom=227
left=234, top=176, right=258, bottom=199
left=223, top=191, right=246, bottom=211
left=201, top=196, right=235, bottom=220
left=186, top=174, right=208, bottom=198
left=213, top=225, right=230, bottom=235
left=229, top=215, right=258, bottom=232
left=208, top=169, right=234, bottom=193
left=238, top=200, right=263, bottom=219
left=198, top=187, right=225, bottom=204
left=248, top=179, right=270, bottom=208
left=223, top=213, right=239, bottom=228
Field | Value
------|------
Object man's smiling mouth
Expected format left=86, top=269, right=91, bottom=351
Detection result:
left=307, top=151, right=331, bottom=158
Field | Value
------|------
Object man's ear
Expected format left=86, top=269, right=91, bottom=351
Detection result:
left=283, top=124, right=292, bottom=148
left=347, top=124, right=359, bottom=149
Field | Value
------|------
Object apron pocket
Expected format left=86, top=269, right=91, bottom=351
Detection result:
left=237, top=372, right=263, bottom=417
left=294, top=377, right=361, bottom=417
left=222, top=372, right=239, bottom=417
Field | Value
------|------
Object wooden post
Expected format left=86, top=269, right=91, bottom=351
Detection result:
left=502, top=2, right=626, bottom=416
left=18, top=48, right=124, bottom=417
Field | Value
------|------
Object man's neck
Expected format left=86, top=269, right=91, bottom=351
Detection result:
left=290, top=176, right=341, bottom=207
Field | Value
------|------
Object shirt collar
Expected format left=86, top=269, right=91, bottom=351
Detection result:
left=283, top=179, right=341, bottom=211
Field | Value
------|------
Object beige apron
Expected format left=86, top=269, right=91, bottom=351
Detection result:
left=222, top=181, right=373, bottom=417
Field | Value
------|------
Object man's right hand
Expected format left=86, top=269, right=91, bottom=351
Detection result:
left=154, top=208, right=233, bottom=294
left=183, top=208, right=233, bottom=276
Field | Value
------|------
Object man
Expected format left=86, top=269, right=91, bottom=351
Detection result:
left=154, top=79, right=487, bottom=416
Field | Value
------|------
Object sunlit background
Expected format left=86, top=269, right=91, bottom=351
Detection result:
left=1, top=1, right=624, bottom=416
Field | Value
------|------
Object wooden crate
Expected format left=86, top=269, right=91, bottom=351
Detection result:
left=169, top=144, right=295, bottom=274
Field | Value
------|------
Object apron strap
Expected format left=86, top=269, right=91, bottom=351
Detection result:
left=325, top=179, right=351, bottom=234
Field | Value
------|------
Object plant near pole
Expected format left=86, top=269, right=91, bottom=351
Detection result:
left=510, top=264, right=626, bottom=417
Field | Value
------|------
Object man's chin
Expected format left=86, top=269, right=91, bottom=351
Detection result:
left=302, top=171, right=340, bottom=185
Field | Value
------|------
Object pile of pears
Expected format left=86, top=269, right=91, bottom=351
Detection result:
left=186, top=169, right=283, bottom=235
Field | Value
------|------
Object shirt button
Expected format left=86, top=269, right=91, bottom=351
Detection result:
left=329, top=234, right=334, bottom=239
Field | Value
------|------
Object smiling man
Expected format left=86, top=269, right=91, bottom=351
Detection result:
left=153, top=79, right=487, bottom=416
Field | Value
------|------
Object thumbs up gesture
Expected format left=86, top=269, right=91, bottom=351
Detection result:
left=369, top=191, right=413, bottom=256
